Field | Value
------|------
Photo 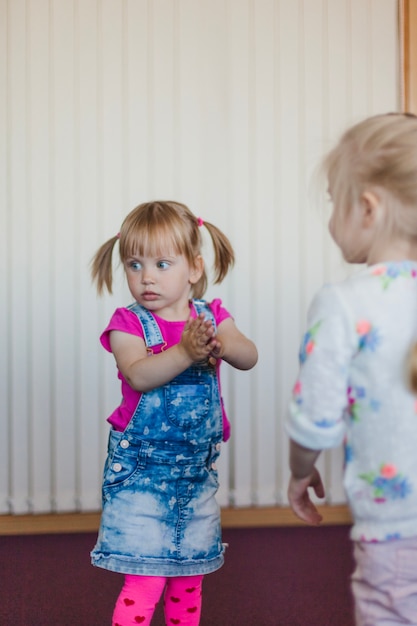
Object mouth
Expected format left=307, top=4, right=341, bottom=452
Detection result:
left=142, top=291, right=159, bottom=301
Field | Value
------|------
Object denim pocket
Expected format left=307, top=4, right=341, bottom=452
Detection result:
left=165, top=383, right=211, bottom=430
left=103, top=433, right=143, bottom=490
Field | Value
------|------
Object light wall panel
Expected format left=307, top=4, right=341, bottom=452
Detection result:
left=0, top=0, right=400, bottom=514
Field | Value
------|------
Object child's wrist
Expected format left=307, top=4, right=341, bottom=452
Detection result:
left=176, top=342, right=197, bottom=366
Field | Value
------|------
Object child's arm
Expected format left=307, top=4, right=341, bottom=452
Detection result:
left=110, top=314, right=218, bottom=392
left=288, top=439, right=325, bottom=526
left=207, top=317, right=258, bottom=370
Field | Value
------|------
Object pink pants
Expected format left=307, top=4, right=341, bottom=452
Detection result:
left=112, top=574, right=203, bottom=626
left=352, top=537, right=417, bottom=625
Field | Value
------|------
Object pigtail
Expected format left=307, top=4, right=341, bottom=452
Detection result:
left=90, top=235, right=119, bottom=295
left=201, top=220, right=235, bottom=284
left=408, top=343, right=417, bottom=393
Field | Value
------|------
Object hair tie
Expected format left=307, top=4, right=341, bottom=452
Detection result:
left=116, top=232, right=120, bottom=239
left=197, top=217, right=204, bottom=227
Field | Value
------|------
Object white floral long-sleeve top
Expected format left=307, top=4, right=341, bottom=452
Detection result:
left=287, top=261, right=417, bottom=542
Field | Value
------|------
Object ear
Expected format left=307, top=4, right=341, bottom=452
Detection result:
left=189, top=255, right=204, bottom=284
left=360, top=190, right=382, bottom=228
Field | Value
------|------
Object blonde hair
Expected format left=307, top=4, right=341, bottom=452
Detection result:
left=91, top=200, right=234, bottom=299
left=323, top=113, right=417, bottom=237
left=323, top=113, right=417, bottom=393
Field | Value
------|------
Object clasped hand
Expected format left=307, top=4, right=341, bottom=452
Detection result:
left=180, top=313, right=223, bottom=363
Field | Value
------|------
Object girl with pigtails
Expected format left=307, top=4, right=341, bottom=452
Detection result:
left=90, top=200, right=258, bottom=626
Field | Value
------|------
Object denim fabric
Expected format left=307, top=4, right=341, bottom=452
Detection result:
left=91, top=301, right=225, bottom=576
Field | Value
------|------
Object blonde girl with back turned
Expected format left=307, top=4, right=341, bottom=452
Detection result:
left=286, top=113, right=417, bottom=625
left=90, top=201, right=257, bottom=626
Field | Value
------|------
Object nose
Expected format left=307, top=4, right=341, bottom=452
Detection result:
left=142, top=269, right=155, bottom=285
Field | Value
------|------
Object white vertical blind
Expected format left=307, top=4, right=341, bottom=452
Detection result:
left=0, top=0, right=399, bottom=514
left=0, top=0, right=8, bottom=513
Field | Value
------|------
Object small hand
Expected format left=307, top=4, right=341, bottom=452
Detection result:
left=180, top=313, right=216, bottom=362
left=287, top=468, right=325, bottom=526
left=207, top=337, right=224, bottom=360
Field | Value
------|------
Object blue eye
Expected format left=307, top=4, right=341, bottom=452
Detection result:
left=157, top=260, right=170, bottom=270
left=129, top=261, right=142, bottom=271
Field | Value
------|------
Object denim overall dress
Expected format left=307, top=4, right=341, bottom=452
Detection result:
left=91, top=299, right=225, bottom=576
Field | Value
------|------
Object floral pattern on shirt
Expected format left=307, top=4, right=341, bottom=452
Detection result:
left=299, top=321, right=321, bottom=364
left=293, top=381, right=340, bottom=428
left=359, top=464, right=412, bottom=503
left=293, top=380, right=302, bottom=406
left=356, top=320, right=380, bottom=352
left=371, top=262, right=417, bottom=289
left=344, top=441, right=353, bottom=464
left=347, top=385, right=365, bottom=421
left=360, top=533, right=402, bottom=543
left=313, top=418, right=340, bottom=428
left=287, top=262, right=417, bottom=542
left=347, top=386, right=380, bottom=423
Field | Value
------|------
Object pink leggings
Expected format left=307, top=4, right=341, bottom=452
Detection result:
left=112, top=574, right=204, bottom=626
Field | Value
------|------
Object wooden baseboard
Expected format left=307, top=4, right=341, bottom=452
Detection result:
left=0, top=505, right=352, bottom=536
left=221, top=504, right=352, bottom=528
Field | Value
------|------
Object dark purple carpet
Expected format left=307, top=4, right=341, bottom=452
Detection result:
left=1, top=525, right=355, bottom=625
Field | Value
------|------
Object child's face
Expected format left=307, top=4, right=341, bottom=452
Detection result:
left=124, top=249, right=203, bottom=319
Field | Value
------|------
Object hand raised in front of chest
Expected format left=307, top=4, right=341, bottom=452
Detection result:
left=180, top=313, right=216, bottom=362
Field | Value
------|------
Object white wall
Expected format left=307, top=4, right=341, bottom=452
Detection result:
left=0, top=0, right=399, bottom=514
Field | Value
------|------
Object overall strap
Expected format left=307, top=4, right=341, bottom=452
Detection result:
left=126, top=302, right=165, bottom=349
left=127, top=299, right=216, bottom=350
left=192, top=299, right=216, bottom=331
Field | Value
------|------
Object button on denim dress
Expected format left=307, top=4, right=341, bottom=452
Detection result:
left=91, top=300, right=225, bottom=576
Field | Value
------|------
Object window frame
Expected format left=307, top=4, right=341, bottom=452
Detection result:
left=402, top=0, right=417, bottom=112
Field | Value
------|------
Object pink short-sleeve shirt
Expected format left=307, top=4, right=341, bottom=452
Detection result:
left=101, top=298, right=232, bottom=440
